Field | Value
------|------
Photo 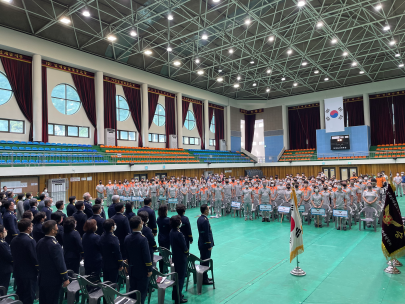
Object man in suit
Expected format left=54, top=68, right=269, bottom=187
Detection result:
left=0, top=224, right=13, bottom=296
left=83, top=192, right=94, bottom=219
left=197, top=204, right=214, bottom=285
left=108, top=195, right=120, bottom=218
left=138, top=198, right=157, bottom=236
left=73, top=201, right=87, bottom=237
left=66, top=196, right=76, bottom=217
left=124, top=216, right=152, bottom=304
left=100, top=219, right=123, bottom=283
left=29, top=199, right=38, bottom=217
left=16, top=194, right=25, bottom=221
left=23, top=193, right=33, bottom=212
left=54, top=201, right=67, bottom=222
left=176, top=204, right=193, bottom=249
left=138, top=211, right=157, bottom=263
left=36, top=220, right=70, bottom=304
left=2, top=201, right=19, bottom=244
left=10, top=219, right=38, bottom=304
left=43, top=198, right=53, bottom=221
left=89, top=204, right=105, bottom=236
left=112, top=203, right=131, bottom=258
left=51, top=213, right=64, bottom=246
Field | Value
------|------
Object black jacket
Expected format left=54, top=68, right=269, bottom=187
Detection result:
left=124, top=232, right=152, bottom=279
left=73, top=211, right=87, bottom=237
left=10, top=233, right=38, bottom=279
left=63, top=230, right=83, bottom=261
left=89, top=214, right=105, bottom=236
left=100, top=232, right=123, bottom=270
left=138, top=206, right=157, bottom=234
left=0, top=239, right=13, bottom=274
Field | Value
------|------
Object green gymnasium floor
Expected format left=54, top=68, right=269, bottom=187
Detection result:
left=24, top=197, right=405, bottom=304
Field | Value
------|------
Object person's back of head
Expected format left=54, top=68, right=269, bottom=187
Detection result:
left=26, top=192, right=32, bottom=199
left=138, top=211, right=149, bottom=224
left=158, top=204, right=168, bottom=218
left=30, top=199, right=37, bottom=208
left=115, top=203, right=124, bottom=213
left=112, top=195, right=120, bottom=204
left=63, top=216, right=76, bottom=233
left=92, top=204, right=101, bottom=214
left=33, top=211, right=46, bottom=224
left=176, top=204, right=186, bottom=216
left=103, top=219, right=115, bottom=232
left=7, top=192, right=13, bottom=198
left=125, top=202, right=133, bottom=214
left=3, top=200, right=11, bottom=211
left=75, top=201, right=84, bottom=211
left=51, top=212, right=61, bottom=224
left=170, top=215, right=181, bottom=229
left=44, top=198, right=51, bottom=207
left=200, top=204, right=208, bottom=214
left=42, top=220, right=57, bottom=235
left=144, top=197, right=151, bottom=206
left=17, top=194, right=24, bottom=201
left=130, top=216, right=142, bottom=230
left=39, top=193, right=46, bottom=201
left=55, top=200, right=64, bottom=210
left=22, top=211, right=33, bottom=220
left=94, top=198, right=102, bottom=205
left=18, top=218, right=32, bottom=233
left=83, top=219, right=97, bottom=233
left=69, top=196, right=76, bottom=204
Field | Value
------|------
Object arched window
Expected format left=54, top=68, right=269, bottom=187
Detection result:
left=153, top=104, right=165, bottom=126
left=116, top=95, right=129, bottom=121
left=51, top=84, right=81, bottom=115
left=184, top=110, right=196, bottom=130
left=0, top=72, right=13, bottom=106
left=210, top=114, right=215, bottom=133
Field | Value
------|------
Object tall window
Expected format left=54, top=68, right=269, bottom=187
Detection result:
left=116, top=95, right=130, bottom=121
left=210, top=114, right=215, bottom=133
left=184, top=110, right=196, bottom=130
left=51, top=84, right=81, bottom=115
left=0, top=72, right=13, bottom=105
left=153, top=104, right=165, bottom=126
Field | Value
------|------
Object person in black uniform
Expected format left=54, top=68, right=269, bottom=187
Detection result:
left=89, top=204, right=105, bottom=236
left=36, top=220, right=70, bottom=304
left=170, top=215, right=189, bottom=304
left=66, top=196, right=76, bottom=217
left=43, top=198, right=52, bottom=221
left=94, top=198, right=106, bottom=219
left=138, top=211, right=157, bottom=263
left=23, top=193, right=32, bottom=212
left=54, top=201, right=67, bottom=222
left=100, top=219, right=123, bottom=283
left=108, top=195, right=120, bottom=219
left=0, top=225, right=13, bottom=296
left=82, top=219, right=102, bottom=279
left=197, top=204, right=214, bottom=285
left=124, top=216, right=152, bottom=304
left=138, top=198, right=157, bottom=236
left=73, top=201, right=87, bottom=237
left=63, top=217, right=83, bottom=274
left=157, top=204, right=171, bottom=250
left=2, top=201, right=18, bottom=244
left=22, top=211, right=33, bottom=221
left=124, top=202, right=136, bottom=222
left=10, top=219, right=38, bottom=304
left=176, top=204, right=193, bottom=249
left=111, top=203, right=131, bottom=259
left=83, top=193, right=94, bottom=219
left=51, top=213, right=64, bottom=246
left=29, top=199, right=38, bottom=217
left=32, top=212, right=46, bottom=243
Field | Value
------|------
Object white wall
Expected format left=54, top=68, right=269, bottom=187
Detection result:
left=0, top=61, right=31, bottom=141
left=47, top=68, right=94, bottom=144
left=116, top=84, right=138, bottom=147
left=148, top=94, right=166, bottom=148
left=182, top=102, right=201, bottom=149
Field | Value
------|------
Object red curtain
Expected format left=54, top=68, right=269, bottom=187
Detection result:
left=123, top=86, right=143, bottom=147
left=165, top=96, right=176, bottom=148
left=41, top=66, right=48, bottom=142
left=182, top=99, right=190, bottom=126
left=148, top=92, right=159, bottom=128
left=288, top=105, right=320, bottom=149
left=192, top=102, right=204, bottom=149
left=103, top=81, right=117, bottom=145
left=0, top=56, right=33, bottom=141
left=214, top=108, right=224, bottom=150
left=370, top=97, right=394, bottom=145
left=344, top=99, right=364, bottom=127
left=71, top=74, right=97, bottom=145
left=393, top=95, right=405, bottom=144
left=244, top=114, right=256, bottom=153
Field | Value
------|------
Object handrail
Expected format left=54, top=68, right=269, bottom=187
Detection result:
left=277, top=146, right=286, bottom=161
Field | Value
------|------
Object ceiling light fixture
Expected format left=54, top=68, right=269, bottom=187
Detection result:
left=217, top=77, right=224, bottom=82
left=244, top=19, right=251, bottom=25
left=302, top=61, right=308, bottom=66
left=331, top=38, right=338, bottom=44
left=250, top=60, right=254, bottom=64
left=314, top=70, right=319, bottom=74
left=197, top=70, right=204, bottom=75
left=266, top=69, right=271, bottom=74
left=2, top=0, right=12, bottom=3
left=342, top=52, right=348, bottom=56
left=395, top=53, right=400, bottom=57
left=297, top=0, right=306, bottom=7
left=234, top=84, right=240, bottom=88
left=359, top=70, right=365, bottom=74
left=130, top=29, right=137, bottom=37
left=351, top=62, right=357, bottom=66
left=252, top=83, right=257, bottom=87
left=173, top=61, right=181, bottom=66
left=195, top=58, right=200, bottom=64
left=107, top=35, right=117, bottom=42
left=218, top=69, right=223, bottom=72
left=287, top=49, right=292, bottom=55
left=237, top=76, right=241, bottom=80
left=399, top=64, right=404, bottom=68
left=383, top=25, right=390, bottom=31
left=389, top=40, right=396, bottom=46
left=374, top=4, right=382, bottom=11
left=60, top=17, right=71, bottom=24
left=266, top=88, right=270, bottom=92
left=82, top=7, right=90, bottom=17
left=167, top=14, right=173, bottom=20
left=324, top=77, right=329, bottom=81
left=144, top=50, right=152, bottom=55
left=201, top=34, right=208, bottom=40
left=213, top=0, right=220, bottom=3
left=316, top=21, right=323, bottom=28
left=268, top=36, right=275, bottom=42
left=229, top=49, right=234, bottom=54
left=293, top=83, right=298, bottom=87
left=281, top=77, right=286, bottom=81
left=167, top=46, right=172, bottom=52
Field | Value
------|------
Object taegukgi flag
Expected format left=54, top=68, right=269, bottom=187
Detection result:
left=324, top=97, right=345, bottom=133
left=290, top=189, right=304, bottom=262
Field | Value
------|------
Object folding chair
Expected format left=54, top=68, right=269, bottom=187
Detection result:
left=98, top=282, right=140, bottom=304
left=359, top=206, right=378, bottom=231
left=186, top=253, right=215, bottom=295
left=147, top=268, right=179, bottom=304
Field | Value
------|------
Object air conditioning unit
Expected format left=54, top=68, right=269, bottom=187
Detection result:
left=169, top=135, right=178, bottom=149
left=219, top=139, right=227, bottom=151
left=105, top=128, right=116, bottom=146
left=47, top=178, right=69, bottom=205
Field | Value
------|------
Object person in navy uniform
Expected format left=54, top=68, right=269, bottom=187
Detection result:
left=51, top=213, right=64, bottom=246
left=10, top=219, right=38, bottom=304
left=36, top=220, right=70, bottom=304
left=89, top=204, right=105, bottom=236
left=138, top=198, right=157, bottom=236
left=124, top=202, right=136, bottom=222
left=63, top=217, right=83, bottom=274
left=197, top=204, right=214, bottom=285
left=32, top=212, right=46, bottom=243
left=43, top=198, right=52, bottom=221
left=83, top=192, right=94, bottom=219
left=23, top=193, right=33, bottom=212
left=108, top=195, right=120, bottom=219
left=170, top=215, right=189, bottom=304
left=37, top=194, right=46, bottom=212
left=2, top=201, right=18, bottom=244
left=82, top=219, right=102, bottom=279
left=112, top=203, right=131, bottom=259
left=54, top=201, right=67, bottom=222
left=100, top=219, right=123, bottom=283
left=22, top=211, right=33, bottom=221
left=176, top=204, right=193, bottom=249
left=66, top=196, right=76, bottom=217
left=124, top=216, right=152, bottom=304
left=94, top=198, right=106, bottom=219
left=73, top=201, right=87, bottom=237
left=138, top=211, right=157, bottom=263
left=29, top=199, right=38, bottom=217
left=0, top=225, right=13, bottom=296
left=157, top=204, right=171, bottom=250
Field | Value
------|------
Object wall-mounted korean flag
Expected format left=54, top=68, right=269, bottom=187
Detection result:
left=324, top=97, right=344, bottom=133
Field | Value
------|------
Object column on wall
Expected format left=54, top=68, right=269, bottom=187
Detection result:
left=282, top=104, right=289, bottom=150
left=204, top=99, right=209, bottom=149
left=177, top=92, right=183, bottom=148
left=363, top=93, right=370, bottom=126
left=319, top=99, right=325, bottom=129
left=95, top=72, right=104, bottom=145
left=141, top=83, right=148, bottom=147
left=32, top=54, right=42, bottom=141
left=226, top=105, right=231, bottom=150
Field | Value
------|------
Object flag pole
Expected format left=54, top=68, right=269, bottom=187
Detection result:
left=290, top=255, right=306, bottom=276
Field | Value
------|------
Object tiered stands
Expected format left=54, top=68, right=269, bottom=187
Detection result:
left=370, top=144, right=405, bottom=158
left=188, top=149, right=253, bottom=163
left=279, top=149, right=316, bottom=162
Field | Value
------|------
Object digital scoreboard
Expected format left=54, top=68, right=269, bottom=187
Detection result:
left=331, top=135, right=350, bottom=150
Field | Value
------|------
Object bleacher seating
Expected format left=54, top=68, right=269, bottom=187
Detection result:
left=279, top=149, right=316, bottom=162
left=188, top=149, right=253, bottom=163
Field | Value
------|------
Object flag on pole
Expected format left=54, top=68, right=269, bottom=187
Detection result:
left=381, top=184, right=405, bottom=259
left=324, top=97, right=345, bottom=133
left=290, top=189, right=304, bottom=262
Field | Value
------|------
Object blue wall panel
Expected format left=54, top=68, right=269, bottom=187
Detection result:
left=231, top=136, right=241, bottom=151
left=264, top=135, right=284, bottom=162
left=316, top=125, right=370, bottom=157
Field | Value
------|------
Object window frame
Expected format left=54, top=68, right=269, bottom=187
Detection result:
left=148, top=133, right=166, bottom=143
left=0, top=72, right=13, bottom=106
left=0, top=118, right=25, bottom=134
left=116, top=130, right=137, bottom=141
left=210, top=114, right=215, bottom=133
left=209, top=139, right=216, bottom=146
left=184, top=110, right=196, bottom=130
left=153, top=104, right=166, bottom=127
left=48, top=124, right=90, bottom=138
left=183, top=136, right=200, bottom=145
left=51, top=83, right=82, bottom=115
left=116, top=95, right=130, bottom=122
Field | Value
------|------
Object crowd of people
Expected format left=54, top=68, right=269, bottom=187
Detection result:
left=0, top=170, right=398, bottom=304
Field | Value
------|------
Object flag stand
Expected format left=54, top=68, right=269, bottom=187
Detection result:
left=384, top=259, right=401, bottom=274
left=290, top=255, right=306, bottom=276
